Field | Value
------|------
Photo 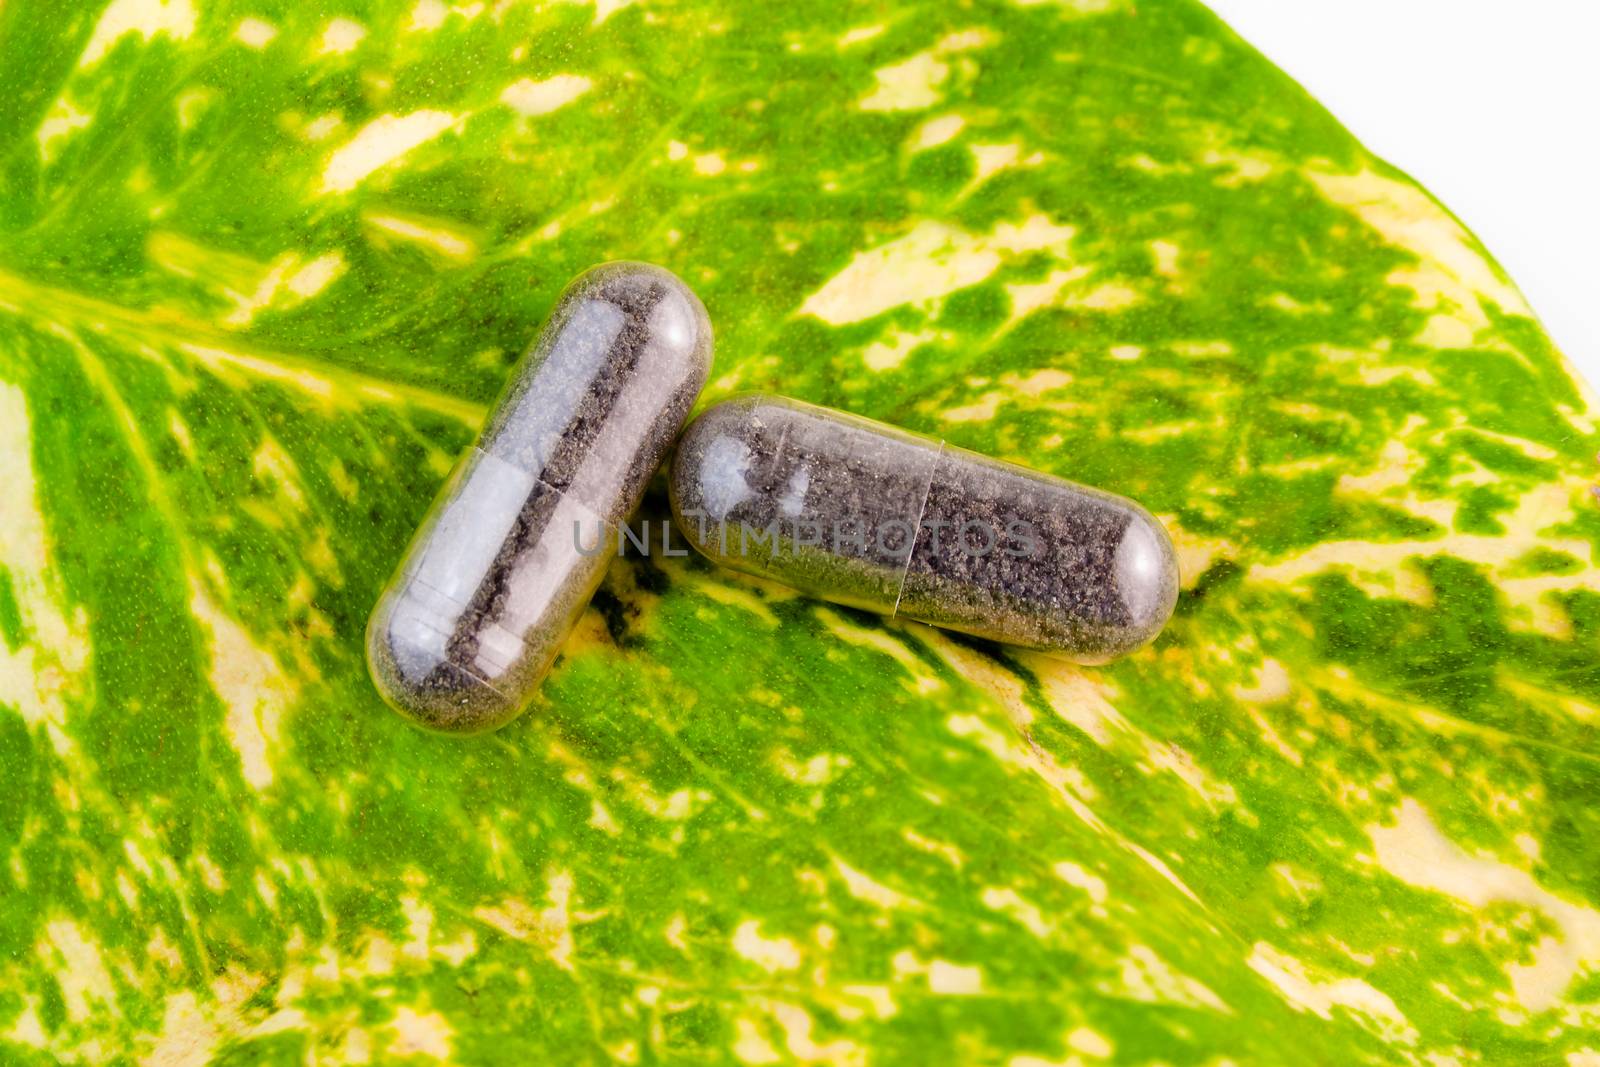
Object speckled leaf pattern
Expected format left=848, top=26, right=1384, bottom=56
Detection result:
left=1, top=0, right=1597, bottom=1063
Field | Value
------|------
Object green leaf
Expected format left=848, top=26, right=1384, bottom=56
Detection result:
left=2, top=0, right=1598, bottom=1062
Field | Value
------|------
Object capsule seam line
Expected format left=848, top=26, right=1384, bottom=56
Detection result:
left=889, top=439, right=944, bottom=618
left=384, top=588, right=519, bottom=700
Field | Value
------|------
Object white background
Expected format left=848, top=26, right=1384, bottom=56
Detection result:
left=1204, top=0, right=1600, bottom=386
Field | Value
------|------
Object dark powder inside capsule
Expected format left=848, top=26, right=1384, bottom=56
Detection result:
left=897, top=447, right=1175, bottom=660
left=670, top=399, right=937, bottom=614
left=369, top=263, right=709, bottom=732
left=484, top=272, right=697, bottom=510
left=669, top=396, right=1178, bottom=662
left=435, top=481, right=567, bottom=701
left=437, top=277, right=687, bottom=698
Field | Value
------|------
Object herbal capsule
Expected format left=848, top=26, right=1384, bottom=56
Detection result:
left=668, top=395, right=1178, bottom=662
left=367, top=263, right=713, bottom=733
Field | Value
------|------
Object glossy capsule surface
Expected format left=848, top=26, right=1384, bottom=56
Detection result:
left=668, top=396, right=1178, bottom=662
left=367, top=263, right=713, bottom=732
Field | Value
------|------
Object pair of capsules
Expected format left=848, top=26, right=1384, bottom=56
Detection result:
left=367, top=263, right=1180, bottom=733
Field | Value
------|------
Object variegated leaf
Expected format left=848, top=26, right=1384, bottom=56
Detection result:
left=1, top=0, right=1597, bottom=1063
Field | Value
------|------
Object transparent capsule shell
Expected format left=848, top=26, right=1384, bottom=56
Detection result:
left=668, top=395, right=1179, bottom=663
left=367, top=263, right=713, bottom=733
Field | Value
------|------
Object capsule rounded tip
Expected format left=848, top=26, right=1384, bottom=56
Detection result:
left=1099, top=504, right=1180, bottom=659
left=667, top=395, right=764, bottom=531
left=579, top=260, right=715, bottom=383
left=365, top=594, right=523, bottom=735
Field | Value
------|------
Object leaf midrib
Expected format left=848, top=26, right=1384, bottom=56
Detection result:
left=0, top=263, right=486, bottom=424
